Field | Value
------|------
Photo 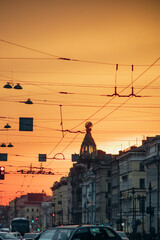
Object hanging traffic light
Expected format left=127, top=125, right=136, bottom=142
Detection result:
left=0, top=167, right=5, bottom=180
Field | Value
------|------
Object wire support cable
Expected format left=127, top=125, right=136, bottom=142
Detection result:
left=0, top=39, right=160, bottom=66
left=107, top=64, right=131, bottom=97
left=59, top=105, right=64, bottom=137
left=69, top=57, right=160, bottom=131
left=94, top=74, right=160, bottom=126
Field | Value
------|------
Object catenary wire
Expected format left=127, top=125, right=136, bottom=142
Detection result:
left=70, top=57, right=160, bottom=130
left=0, top=38, right=160, bottom=66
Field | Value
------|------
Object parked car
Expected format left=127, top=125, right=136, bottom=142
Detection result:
left=116, top=231, right=129, bottom=240
left=0, top=229, right=10, bottom=233
left=0, top=232, right=19, bottom=240
left=10, top=232, right=22, bottom=240
left=24, top=233, right=40, bottom=240
left=36, top=225, right=123, bottom=240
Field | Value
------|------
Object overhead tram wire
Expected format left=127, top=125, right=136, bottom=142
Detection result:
left=94, top=74, right=160, bottom=126
left=0, top=80, right=159, bottom=163
left=16, top=175, right=34, bottom=196
left=47, top=73, right=160, bottom=162
left=1, top=71, right=160, bottom=91
left=15, top=175, right=26, bottom=194
left=45, top=132, right=80, bottom=168
left=1, top=39, right=159, bottom=164
left=0, top=39, right=59, bottom=58
left=59, top=105, right=64, bottom=137
left=43, top=63, right=160, bottom=159
left=69, top=57, right=160, bottom=131
left=0, top=39, right=160, bottom=66
left=3, top=60, right=158, bottom=164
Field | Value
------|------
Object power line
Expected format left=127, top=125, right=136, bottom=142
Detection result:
left=0, top=39, right=59, bottom=58
left=0, top=38, right=160, bottom=67
left=43, top=58, right=160, bottom=159
left=94, top=74, right=160, bottom=126
left=69, top=57, right=160, bottom=131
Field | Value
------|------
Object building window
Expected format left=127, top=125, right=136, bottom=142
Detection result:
left=27, top=216, right=29, bottom=220
left=108, top=170, right=111, bottom=177
left=37, top=209, right=39, bottom=212
left=108, top=182, right=111, bottom=193
left=108, top=198, right=111, bottom=206
left=139, top=163, right=145, bottom=171
left=139, top=197, right=145, bottom=212
left=27, top=208, right=29, bottom=212
left=122, top=175, right=128, bottom=182
left=32, top=208, right=34, bottom=212
left=140, top=178, right=145, bottom=189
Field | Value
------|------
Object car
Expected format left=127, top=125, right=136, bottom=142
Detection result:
left=10, top=232, right=22, bottom=240
left=116, top=231, right=129, bottom=240
left=0, top=229, right=10, bottom=233
left=0, top=232, right=19, bottom=240
left=36, top=225, right=123, bottom=240
left=24, top=233, right=40, bottom=240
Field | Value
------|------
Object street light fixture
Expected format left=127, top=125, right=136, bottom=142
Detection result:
left=3, top=82, right=12, bottom=89
left=8, top=143, right=14, bottom=147
left=0, top=143, right=6, bottom=147
left=4, top=123, right=11, bottom=129
left=25, top=98, right=33, bottom=104
left=14, top=83, right=23, bottom=89
left=3, top=82, right=23, bottom=89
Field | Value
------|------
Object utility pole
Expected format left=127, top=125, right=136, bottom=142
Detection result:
left=157, top=158, right=160, bottom=235
left=119, top=192, right=123, bottom=231
left=132, top=187, right=135, bottom=221
left=148, top=182, right=152, bottom=235
left=155, top=154, right=160, bottom=235
left=131, top=187, right=136, bottom=234
left=138, top=195, right=146, bottom=240
left=14, top=197, right=17, bottom=218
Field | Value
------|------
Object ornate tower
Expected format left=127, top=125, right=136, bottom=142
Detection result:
left=80, top=122, right=97, bottom=160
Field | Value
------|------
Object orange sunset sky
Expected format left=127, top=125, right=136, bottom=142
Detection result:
left=0, top=0, right=160, bottom=206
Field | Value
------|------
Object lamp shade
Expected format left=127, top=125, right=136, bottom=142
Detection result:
left=25, top=98, right=33, bottom=104
left=8, top=143, right=14, bottom=147
left=1, top=143, right=6, bottom=147
left=4, top=123, right=11, bottom=129
left=14, top=83, right=23, bottom=89
left=3, top=82, right=12, bottom=89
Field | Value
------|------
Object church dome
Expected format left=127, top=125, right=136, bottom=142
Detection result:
left=80, top=122, right=97, bottom=160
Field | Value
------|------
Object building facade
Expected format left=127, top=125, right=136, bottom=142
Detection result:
left=51, top=177, right=69, bottom=226
left=113, top=146, right=147, bottom=233
left=50, top=132, right=160, bottom=236
left=143, top=136, right=160, bottom=235
left=9, top=193, right=51, bottom=231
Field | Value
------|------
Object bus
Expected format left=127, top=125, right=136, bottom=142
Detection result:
left=10, top=218, right=30, bottom=236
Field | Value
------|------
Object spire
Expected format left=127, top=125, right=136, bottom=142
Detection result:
left=80, top=122, right=97, bottom=160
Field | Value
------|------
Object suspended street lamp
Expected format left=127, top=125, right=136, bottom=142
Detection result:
left=4, top=123, right=11, bottom=129
left=3, top=82, right=12, bottom=89
left=7, top=143, right=14, bottom=147
left=25, top=98, right=33, bottom=104
left=14, top=83, right=23, bottom=89
left=1, top=143, right=6, bottom=147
